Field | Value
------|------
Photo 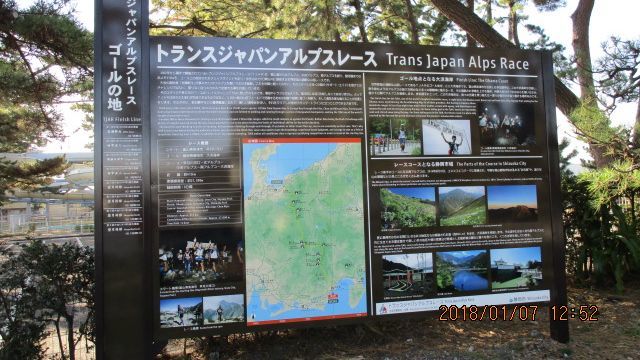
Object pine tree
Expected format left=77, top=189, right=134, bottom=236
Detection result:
left=0, top=0, right=92, bottom=200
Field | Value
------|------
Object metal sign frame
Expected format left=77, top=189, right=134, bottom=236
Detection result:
left=95, top=1, right=569, bottom=358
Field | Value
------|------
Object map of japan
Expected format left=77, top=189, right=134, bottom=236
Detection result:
left=243, top=138, right=367, bottom=325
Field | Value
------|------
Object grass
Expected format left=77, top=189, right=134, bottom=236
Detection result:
left=492, top=276, right=529, bottom=289
left=623, top=323, right=640, bottom=338
left=440, top=197, right=486, bottom=226
left=380, top=189, right=436, bottom=228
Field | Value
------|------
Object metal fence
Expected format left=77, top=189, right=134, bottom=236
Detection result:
left=369, top=139, right=420, bottom=155
left=41, top=325, right=95, bottom=360
left=0, top=217, right=94, bottom=236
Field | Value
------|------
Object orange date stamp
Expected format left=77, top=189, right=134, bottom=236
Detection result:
left=438, top=305, right=600, bottom=321
left=438, top=305, right=539, bottom=321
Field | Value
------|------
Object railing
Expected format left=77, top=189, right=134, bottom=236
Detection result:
left=41, top=325, right=95, bottom=360
left=0, top=216, right=95, bottom=236
left=369, top=137, right=420, bottom=155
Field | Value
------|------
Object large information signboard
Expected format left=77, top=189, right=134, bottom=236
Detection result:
left=146, top=37, right=566, bottom=339
left=97, top=4, right=567, bottom=356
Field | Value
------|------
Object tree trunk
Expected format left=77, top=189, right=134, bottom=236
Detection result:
left=425, top=13, right=449, bottom=45
left=630, top=191, right=636, bottom=227
left=66, top=315, right=75, bottom=360
left=404, top=0, right=420, bottom=44
left=485, top=0, right=493, bottom=24
left=571, top=0, right=597, bottom=103
left=55, top=317, right=66, bottom=360
left=508, top=0, right=520, bottom=46
left=466, top=0, right=477, bottom=47
left=431, top=0, right=614, bottom=167
left=571, top=0, right=611, bottom=167
left=324, top=0, right=341, bottom=42
left=351, top=0, right=368, bottom=42
left=633, top=92, right=640, bottom=148
left=430, top=0, right=580, bottom=116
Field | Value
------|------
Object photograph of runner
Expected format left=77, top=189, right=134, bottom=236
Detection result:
left=369, top=118, right=421, bottom=156
left=440, top=132, right=463, bottom=155
left=422, top=120, right=472, bottom=155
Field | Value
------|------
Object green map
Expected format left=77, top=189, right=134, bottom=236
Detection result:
left=243, top=140, right=367, bottom=324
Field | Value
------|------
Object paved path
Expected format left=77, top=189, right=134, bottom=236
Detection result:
left=375, top=142, right=420, bottom=156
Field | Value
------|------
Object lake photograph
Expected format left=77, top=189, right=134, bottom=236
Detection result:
left=435, top=250, right=489, bottom=293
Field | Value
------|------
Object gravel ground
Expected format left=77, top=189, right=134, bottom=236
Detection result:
left=159, top=284, right=640, bottom=360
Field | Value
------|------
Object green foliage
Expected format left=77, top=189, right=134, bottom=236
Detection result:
left=580, top=161, right=640, bottom=208
left=0, top=0, right=92, bottom=201
left=0, top=245, right=47, bottom=360
left=0, top=240, right=95, bottom=358
left=369, top=118, right=421, bottom=140
left=149, top=0, right=554, bottom=47
left=569, top=102, right=616, bottom=146
left=439, top=197, right=486, bottom=226
left=380, top=188, right=436, bottom=228
left=0, top=157, right=68, bottom=194
left=435, top=255, right=454, bottom=291
left=560, top=136, right=640, bottom=292
left=595, top=37, right=640, bottom=113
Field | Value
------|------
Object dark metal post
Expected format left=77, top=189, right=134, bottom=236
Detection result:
left=542, top=50, right=570, bottom=343
left=95, top=0, right=152, bottom=357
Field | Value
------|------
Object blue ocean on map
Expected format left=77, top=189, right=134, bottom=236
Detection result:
left=247, top=277, right=367, bottom=322
left=243, top=143, right=337, bottom=198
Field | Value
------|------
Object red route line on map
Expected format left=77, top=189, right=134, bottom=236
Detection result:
left=242, top=138, right=361, bottom=143
left=247, top=312, right=367, bottom=326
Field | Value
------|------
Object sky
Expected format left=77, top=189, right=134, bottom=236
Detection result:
left=490, top=247, right=541, bottom=265
left=439, top=186, right=485, bottom=197
left=387, top=187, right=436, bottom=201
left=35, top=0, right=640, bottom=156
left=438, top=249, right=487, bottom=260
left=202, top=294, right=244, bottom=309
left=159, top=296, right=202, bottom=312
left=523, top=0, right=640, bottom=162
left=384, top=253, right=433, bottom=270
left=487, top=184, right=537, bottom=209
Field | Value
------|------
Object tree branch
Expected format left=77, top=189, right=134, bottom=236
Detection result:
left=430, top=0, right=581, bottom=117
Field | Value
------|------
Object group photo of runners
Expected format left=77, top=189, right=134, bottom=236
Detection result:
left=477, top=102, right=536, bottom=147
left=159, top=228, right=244, bottom=289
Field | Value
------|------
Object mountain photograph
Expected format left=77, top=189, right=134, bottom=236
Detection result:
left=203, top=294, right=246, bottom=324
left=380, top=187, right=437, bottom=229
left=160, top=297, right=204, bottom=328
left=438, top=186, right=486, bottom=226
left=436, top=250, right=489, bottom=293
left=487, top=185, right=538, bottom=224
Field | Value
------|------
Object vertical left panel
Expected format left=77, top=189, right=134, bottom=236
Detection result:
left=95, top=0, right=150, bottom=358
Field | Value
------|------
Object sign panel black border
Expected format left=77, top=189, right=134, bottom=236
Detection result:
left=96, top=2, right=569, bottom=358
